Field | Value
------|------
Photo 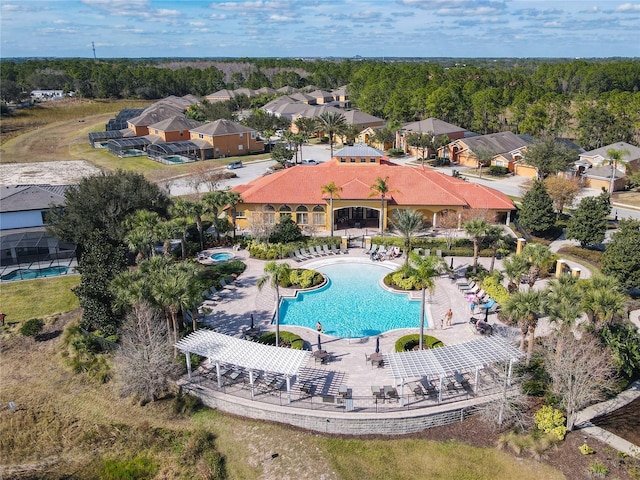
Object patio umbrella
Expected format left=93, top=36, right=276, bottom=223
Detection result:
left=375, top=337, right=380, bottom=353
left=317, top=333, right=322, bottom=351
left=484, top=307, right=490, bottom=322
left=450, top=258, right=454, bottom=269
left=250, top=313, right=254, bottom=330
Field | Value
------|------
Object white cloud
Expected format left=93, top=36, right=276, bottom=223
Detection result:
left=268, top=14, right=296, bottom=22
left=615, top=2, right=640, bottom=11
left=210, top=13, right=228, bottom=19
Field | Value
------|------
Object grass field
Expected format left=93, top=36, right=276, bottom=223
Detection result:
left=0, top=275, right=80, bottom=325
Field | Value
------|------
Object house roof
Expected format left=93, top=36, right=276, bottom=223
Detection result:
left=583, top=166, right=626, bottom=180
left=402, top=118, right=465, bottom=136
left=0, top=184, right=71, bottom=213
left=234, top=88, right=257, bottom=97
left=342, top=109, right=384, bottom=126
left=580, top=142, right=640, bottom=161
left=276, top=86, right=298, bottom=94
left=256, top=87, right=276, bottom=95
left=307, top=89, right=334, bottom=99
left=289, top=92, right=316, bottom=103
left=128, top=103, right=185, bottom=127
left=335, top=144, right=384, bottom=157
left=331, top=85, right=348, bottom=97
left=234, top=161, right=515, bottom=211
left=148, top=116, right=202, bottom=132
left=456, top=131, right=529, bottom=155
left=190, top=119, right=256, bottom=136
left=206, top=89, right=235, bottom=100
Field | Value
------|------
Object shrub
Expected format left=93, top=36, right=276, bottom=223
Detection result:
left=319, top=136, right=329, bottom=144
left=580, top=443, right=595, bottom=455
left=433, top=157, right=450, bottom=166
left=489, top=166, right=510, bottom=176
left=588, top=461, right=608, bottom=478
left=288, top=269, right=323, bottom=289
left=387, top=148, right=405, bottom=157
left=257, top=331, right=304, bottom=349
left=557, top=245, right=603, bottom=268
left=100, top=455, right=158, bottom=480
left=534, top=405, right=567, bottom=441
left=480, top=276, right=509, bottom=305
left=20, top=318, right=44, bottom=337
left=394, top=334, right=444, bottom=352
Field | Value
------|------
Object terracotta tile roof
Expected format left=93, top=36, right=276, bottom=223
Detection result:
left=234, top=161, right=515, bottom=211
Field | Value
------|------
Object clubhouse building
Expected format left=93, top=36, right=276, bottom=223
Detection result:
left=232, top=145, right=515, bottom=234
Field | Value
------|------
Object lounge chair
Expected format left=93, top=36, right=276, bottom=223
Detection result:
left=293, top=249, right=307, bottom=261
left=424, top=249, right=431, bottom=257
left=340, top=244, right=349, bottom=254
left=462, top=285, right=479, bottom=295
left=368, top=244, right=379, bottom=257
left=364, top=243, right=375, bottom=254
left=313, top=245, right=327, bottom=256
left=299, top=247, right=312, bottom=259
left=331, top=244, right=341, bottom=255
left=289, top=251, right=301, bottom=262
left=323, top=244, right=333, bottom=255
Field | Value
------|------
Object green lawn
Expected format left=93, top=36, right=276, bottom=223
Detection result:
left=0, top=275, right=80, bottom=324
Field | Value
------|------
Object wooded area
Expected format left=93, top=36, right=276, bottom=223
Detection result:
left=2, top=58, right=639, bottom=149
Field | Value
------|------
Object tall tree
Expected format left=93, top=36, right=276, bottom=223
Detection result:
left=566, top=191, right=611, bottom=248
left=602, top=218, right=640, bottom=290
left=270, top=142, right=294, bottom=168
left=321, top=181, right=342, bottom=238
left=463, top=218, right=489, bottom=274
left=315, top=111, right=346, bottom=158
left=257, top=261, right=291, bottom=348
left=544, top=331, right=617, bottom=431
left=369, top=176, right=394, bottom=234
left=521, top=243, right=557, bottom=287
left=391, top=209, right=425, bottom=265
left=484, top=224, right=509, bottom=272
left=522, top=137, right=577, bottom=180
left=503, top=253, right=529, bottom=294
left=123, top=210, right=163, bottom=263
left=518, top=180, right=555, bottom=235
left=543, top=176, right=582, bottom=218
left=409, top=253, right=447, bottom=349
left=503, top=289, right=544, bottom=364
left=544, top=275, right=583, bottom=357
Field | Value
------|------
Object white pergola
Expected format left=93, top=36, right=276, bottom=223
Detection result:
left=176, top=330, right=311, bottom=402
left=382, top=336, right=524, bottom=404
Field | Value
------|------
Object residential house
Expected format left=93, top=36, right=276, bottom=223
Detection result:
left=398, top=118, right=466, bottom=156
left=205, top=89, right=236, bottom=103
left=357, top=126, right=393, bottom=151
left=147, top=116, right=202, bottom=142
left=230, top=144, right=515, bottom=235
left=578, top=142, right=640, bottom=191
left=0, top=185, right=76, bottom=267
left=189, top=119, right=264, bottom=159
left=440, top=131, right=530, bottom=171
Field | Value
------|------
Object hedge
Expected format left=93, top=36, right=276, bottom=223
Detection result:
left=394, top=334, right=444, bottom=352
left=257, top=331, right=304, bottom=349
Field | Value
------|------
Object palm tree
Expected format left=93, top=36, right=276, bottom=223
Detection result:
left=321, top=181, right=342, bottom=238
left=409, top=252, right=447, bottom=349
left=124, top=210, right=162, bottom=263
left=579, top=275, right=625, bottom=330
left=315, top=111, right=346, bottom=158
left=503, top=290, right=544, bottom=364
left=391, top=209, right=425, bottom=265
left=170, top=198, right=196, bottom=259
left=257, top=261, right=291, bottom=348
left=203, top=190, right=236, bottom=241
left=605, top=148, right=630, bottom=194
left=521, top=243, right=557, bottom=287
left=369, top=176, right=394, bottom=235
left=484, top=224, right=509, bottom=272
left=293, top=132, right=309, bottom=162
left=544, top=275, right=583, bottom=357
left=463, top=218, right=489, bottom=274
left=503, top=253, right=529, bottom=293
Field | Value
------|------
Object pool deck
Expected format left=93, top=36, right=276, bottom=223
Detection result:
left=196, top=246, right=521, bottom=400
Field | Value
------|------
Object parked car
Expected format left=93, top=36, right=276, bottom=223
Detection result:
left=226, top=161, right=243, bottom=170
left=300, top=159, right=318, bottom=165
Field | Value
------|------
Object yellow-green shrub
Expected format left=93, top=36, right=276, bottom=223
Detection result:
left=480, top=276, right=509, bottom=304
left=534, top=405, right=567, bottom=441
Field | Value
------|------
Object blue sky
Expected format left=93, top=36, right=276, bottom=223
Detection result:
left=1, top=0, right=639, bottom=58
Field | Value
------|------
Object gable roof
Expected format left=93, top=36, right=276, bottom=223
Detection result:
left=234, top=161, right=515, bottom=211
left=148, top=116, right=202, bottom=132
left=342, top=109, right=384, bottom=126
left=206, top=89, right=235, bottom=100
left=580, top=142, right=640, bottom=161
left=1, top=185, right=71, bottom=213
left=583, top=166, right=626, bottom=180
left=128, top=103, right=185, bottom=127
left=402, top=118, right=465, bottom=136
left=190, top=119, right=256, bottom=136
left=457, top=131, right=529, bottom=155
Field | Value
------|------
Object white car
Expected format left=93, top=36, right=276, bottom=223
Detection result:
left=300, top=159, right=318, bottom=165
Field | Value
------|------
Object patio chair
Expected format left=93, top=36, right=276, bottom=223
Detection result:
left=314, top=245, right=327, bottom=256
left=294, top=249, right=308, bottom=261
left=299, top=247, right=312, bottom=259
left=322, top=244, right=333, bottom=255
left=331, top=244, right=341, bottom=255
left=364, top=243, right=376, bottom=255
left=289, top=251, right=301, bottom=262
left=339, top=244, right=349, bottom=254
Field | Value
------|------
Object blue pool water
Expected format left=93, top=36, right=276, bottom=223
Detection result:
left=279, top=262, right=427, bottom=338
left=210, top=252, right=233, bottom=262
left=1, top=266, right=68, bottom=281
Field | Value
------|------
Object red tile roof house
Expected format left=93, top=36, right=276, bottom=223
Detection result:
left=230, top=144, right=515, bottom=235
left=189, top=119, right=264, bottom=159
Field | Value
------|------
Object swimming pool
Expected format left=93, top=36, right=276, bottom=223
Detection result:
left=1, top=266, right=69, bottom=281
left=210, top=252, right=234, bottom=262
left=279, top=261, right=427, bottom=338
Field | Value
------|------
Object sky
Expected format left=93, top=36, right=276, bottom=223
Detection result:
left=1, top=0, right=639, bottom=58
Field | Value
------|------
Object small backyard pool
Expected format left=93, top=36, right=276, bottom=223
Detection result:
left=1, top=266, right=69, bottom=281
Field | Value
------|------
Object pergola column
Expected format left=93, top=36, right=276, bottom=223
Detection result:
left=215, top=362, right=222, bottom=388
left=438, top=376, right=444, bottom=403
left=185, top=352, right=192, bottom=379
left=474, top=367, right=480, bottom=394
left=249, top=370, right=255, bottom=399
left=286, top=376, right=291, bottom=403
left=432, top=212, right=438, bottom=228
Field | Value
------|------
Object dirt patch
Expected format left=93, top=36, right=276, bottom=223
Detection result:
left=0, top=160, right=102, bottom=185
left=612, top=190, right=640, bottom=208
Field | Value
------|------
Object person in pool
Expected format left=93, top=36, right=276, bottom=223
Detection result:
left=316, top=321, right=322, bottom=332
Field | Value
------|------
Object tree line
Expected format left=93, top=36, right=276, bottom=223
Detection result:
left=2, top=58, right=639, bottom=148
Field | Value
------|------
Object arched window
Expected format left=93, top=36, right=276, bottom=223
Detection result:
left=279, top=205, right=291, bottom=212
left=296, top=205, right=309, bottom=225
left=263, top=204, right=275, bottom=224
left=312, top=205, right=325, bottom=226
